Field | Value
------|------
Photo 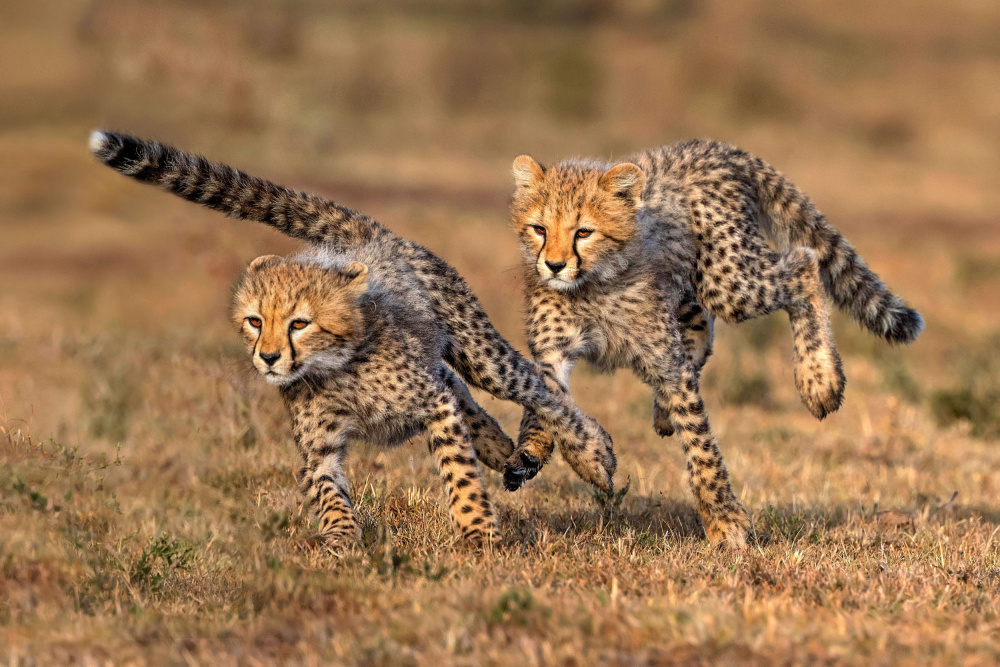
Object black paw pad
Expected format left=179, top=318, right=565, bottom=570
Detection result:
left=654, top=423, right=675, bottom=437
left=503, top=453, right=542, bottom=491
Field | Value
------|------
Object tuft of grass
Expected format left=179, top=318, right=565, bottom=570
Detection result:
left=930, top=335, right=1000, bottom=438
left=955, top=254, right=1000, bottom=287
left=880, top=353, right=923, bottom=404
left=593, top=476, right=631, bottom=511
left=84, top=363, right=137, bottom=444
left=930, top=387, right=1000, bottom=439
left=488, top=586, right=551, bottom=627
left=721, top=368, right=772, bottom=407
left=123, top=533, right=196, bottom=595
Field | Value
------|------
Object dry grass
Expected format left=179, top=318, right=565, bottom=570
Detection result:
left=3, top=1, right=1000, bottom=664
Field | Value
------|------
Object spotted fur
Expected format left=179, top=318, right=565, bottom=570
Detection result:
left=232, top=253, right=502, bottom=547
left=508, top=140, right=923, bottom=548
left=89, top=130, right=617, bottom=505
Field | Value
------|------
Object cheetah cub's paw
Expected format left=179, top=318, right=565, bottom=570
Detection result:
left=652, top=400, right=675, bottom=437
left=313, top=518, right=362, bottom=553
left=795, top=348, right=846, bottom=421
left=462, top=521, right=500, bottom=551
left=459, top=515, right=500, bottom=550
left=702, top=506, right=752, bottom=551
left=503, top=425, right=554, bottom=491
left=503, top=450, right=545, bottom=491
left=558, top=417, right=616, bottom=494
left=300, top=528, right=360, bottom=554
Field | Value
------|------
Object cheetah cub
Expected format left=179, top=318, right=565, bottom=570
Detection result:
left=507, top=140, right=923, bottom=548
left=233, top=251, right=505, bottom=548
left=89, top=130, right=617, bottom=495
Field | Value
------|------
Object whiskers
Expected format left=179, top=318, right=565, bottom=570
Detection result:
left=222, top=355, right=261, bottom=392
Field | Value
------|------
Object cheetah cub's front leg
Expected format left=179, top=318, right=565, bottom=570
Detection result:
left=657, top=365, right=750, bottom=549
left=503, top=399, right=615, bottom=492
left=506, top=301, right=617, bottom=492
left=296, top=425, right=362, bottom=552
left=654, top=297, right=715, bottom=438
left=425, top=389, right=499, bottom=546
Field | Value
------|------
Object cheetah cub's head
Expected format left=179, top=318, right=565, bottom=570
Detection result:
left=510, top=156, right=644, bottom=290
left=232, top=255, right=370, bottom=386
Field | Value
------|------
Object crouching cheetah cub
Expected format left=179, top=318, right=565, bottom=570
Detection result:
left=233, top=251, right=507, bottom=548
left=507, top=140, right=924, bottom=548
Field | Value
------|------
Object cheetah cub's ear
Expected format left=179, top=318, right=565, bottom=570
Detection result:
left=338, top=261, right=370, bottom=295
left=598, top=163, right=645, bottom=206
left=249, top=254, right=283, bottom=271
left=512, top=155, right=545, bottom=190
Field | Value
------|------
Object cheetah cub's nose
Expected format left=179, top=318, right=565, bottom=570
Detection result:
left=259, top=351, right=281, bottom=366
left=545, top=260, right=566, bottom=274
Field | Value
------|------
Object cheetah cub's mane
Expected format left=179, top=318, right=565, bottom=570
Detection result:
left=506, top=139, right=924, bottom=549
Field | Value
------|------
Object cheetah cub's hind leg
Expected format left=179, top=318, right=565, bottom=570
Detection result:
left=653, top=297, right=715, bottom=438
left=693, top=195, right=844, bottom=420
left=442, top=368, right=515, bottom=473
left=780, top=247, right=845, bottom=420
left=656, top=361, right=750, bottom=549
left=425, top=389, right=499, bottom=546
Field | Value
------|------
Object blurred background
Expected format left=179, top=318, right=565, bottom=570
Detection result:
left=3, top=1, right=1000, bottom=660
left=1, top=0, right=999, bottom=498
left=3, top=0, right=1000, bottom=465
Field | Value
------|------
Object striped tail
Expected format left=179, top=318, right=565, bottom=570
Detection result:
left=751, top=159, right=924, bottom=344
left=89, top=130, right=382, bottom=249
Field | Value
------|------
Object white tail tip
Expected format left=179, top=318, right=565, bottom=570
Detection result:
left=88, top=130, right=110, bottom=154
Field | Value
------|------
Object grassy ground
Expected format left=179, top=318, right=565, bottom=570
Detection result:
left=3, top=1, right=1000, bottom=664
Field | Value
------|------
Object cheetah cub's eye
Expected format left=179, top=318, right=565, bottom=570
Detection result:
left=531, top=225, right=546, bottom=236
left=247, top=316, right=262, bottom=328
left=576, top=229, right=593, bottom=239
left=289, top=319, right=310, bottom=331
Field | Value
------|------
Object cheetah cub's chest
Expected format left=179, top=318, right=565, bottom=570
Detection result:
left=570, top=275, right=674, bottom=372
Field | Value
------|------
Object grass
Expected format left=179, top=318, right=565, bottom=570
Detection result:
left=929, top=335, right=1000, bottom=439
left=4, top=0, right=1000, bottom=663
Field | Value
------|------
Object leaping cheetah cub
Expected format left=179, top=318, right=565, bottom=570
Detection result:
left=506, top=139, right=923, bottom=548
left=232, top=251, right=503, bottom=547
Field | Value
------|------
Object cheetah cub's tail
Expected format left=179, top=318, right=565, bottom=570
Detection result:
left=89, top=130, right=380, bottom=249
left=751, top=160, right=924, bottom=344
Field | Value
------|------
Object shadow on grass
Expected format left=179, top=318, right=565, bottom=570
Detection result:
left=500, top=495, right=1000, bottom=551
left=931, top=504, right=1000, bottom=525
left=501, top=493, right=707, bottom=547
